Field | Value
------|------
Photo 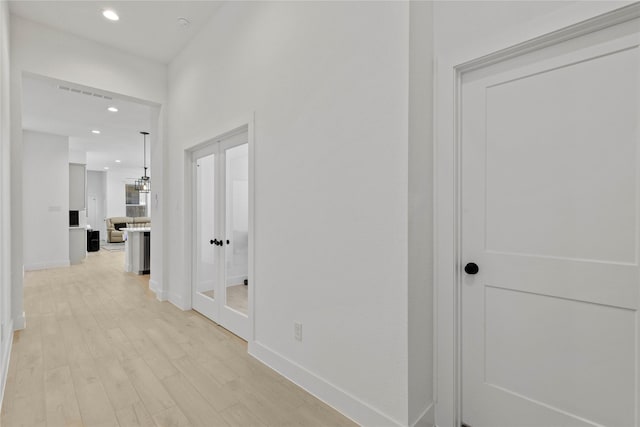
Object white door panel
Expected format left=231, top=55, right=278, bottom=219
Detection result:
left=484, top=47, right=638, bottom=263
left=484, top=286, right=635, bottom=426
left=462, top=18, right=640, bottom=427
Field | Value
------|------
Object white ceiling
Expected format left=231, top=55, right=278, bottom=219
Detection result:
left=22, top=75, right=154, bottom=172
left=13, top=2, right=220, bottom=174
left=9, top=1, right=223, bottom=64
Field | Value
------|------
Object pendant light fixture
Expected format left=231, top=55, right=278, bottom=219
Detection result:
left=135, top=131, right=151, bottom=193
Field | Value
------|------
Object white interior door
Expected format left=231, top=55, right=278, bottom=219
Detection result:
left=193, top=144, right=219, bottom=322
left=192, top=130, right=249, bottom=340
left=461, top=19, right=640, bottom=427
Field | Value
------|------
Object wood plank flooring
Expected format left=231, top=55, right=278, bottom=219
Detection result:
left=1, top=250, right=356, bottom=427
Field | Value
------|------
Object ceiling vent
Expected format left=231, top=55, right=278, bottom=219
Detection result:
left=58, top=85, right=113, bottom=100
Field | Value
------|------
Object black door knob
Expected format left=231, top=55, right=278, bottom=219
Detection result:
left=464, top=262, right=479, bottom=275
left=226, top=240, right=230, bottom=244
left=210, top=239, right=215, bottom=245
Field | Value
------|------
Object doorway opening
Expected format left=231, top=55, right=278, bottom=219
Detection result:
left=20, top=73, right=161, bottom=277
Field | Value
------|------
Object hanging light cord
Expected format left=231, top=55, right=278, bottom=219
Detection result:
left=143, top=133, right=147, bottom=177
left=141, top=131, right=149, bottom=179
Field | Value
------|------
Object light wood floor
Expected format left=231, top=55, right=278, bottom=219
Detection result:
left=1, top=250, right=355, bottom=427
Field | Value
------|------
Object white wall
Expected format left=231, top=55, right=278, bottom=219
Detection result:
left=22, top=130, right=69, bottom=270
left=68, top=148, right=86, bottom=164
left=408, top=2, right=434, bottom=426
left=87, top=170, right=106, bottom=239
left=431, top=1, right=633, bottom=58
left=169, top=2, right=410, bottom=425
left=0, top=0, right=12, bottom=408
left=10, top=15, right=167, bottom=326
left=68, top=163, right=85, bottom=211
left=105, top=167, right=142, bottom=218
left=11, top=16, right=165, bottom=104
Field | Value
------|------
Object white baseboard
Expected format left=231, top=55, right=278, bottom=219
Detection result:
left=169, top=291, right=189, bottom=311
left=249, top=341, right=403, bottom=427
left=24, top=260, right=70, bottom=271
left=0, top=319, right=14, bottom=411
left=411, top=402, right=435, bottom=427
left=149, top=279, right=167, bottom=301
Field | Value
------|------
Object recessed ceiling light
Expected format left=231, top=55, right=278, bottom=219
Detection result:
left=104, top=166, right=109, bottom=170
left=102, top=9, right=119, bottom=21
left=115, top=160, right=121, bottom=163
left=91, top=130, right=101, bottom=134
left=107, top=106, right=118, bottom=112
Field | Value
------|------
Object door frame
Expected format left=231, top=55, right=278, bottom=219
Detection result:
left=434, top=4, right=640, bottom=426
left=184, top=115, right=255, bottom=342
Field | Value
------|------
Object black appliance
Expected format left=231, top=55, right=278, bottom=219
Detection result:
left=87, top=230, right=100, bottom=252
left=141, top=231, right=151, bottom=274
left=69, top=210, right=79, bottom=227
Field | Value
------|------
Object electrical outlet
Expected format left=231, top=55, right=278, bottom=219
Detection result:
left=294, top=322, right=302, bottom=341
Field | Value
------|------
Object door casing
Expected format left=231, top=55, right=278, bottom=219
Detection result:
left=434, top=4, right=640, bottom=426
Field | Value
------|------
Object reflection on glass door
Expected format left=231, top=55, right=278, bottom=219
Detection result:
left=224, top=144, right=249, bottom=316
left=192, top=129, right=249, bottom=340
left=193, top=150, right=219, bottom=322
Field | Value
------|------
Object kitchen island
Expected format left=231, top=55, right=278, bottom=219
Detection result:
left=123, top=227, right=150, bottom=274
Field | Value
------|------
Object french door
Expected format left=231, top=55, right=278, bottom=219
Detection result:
left=461, top=17, right=640, bottom=427
left=192, top=130, right=249, bottom=340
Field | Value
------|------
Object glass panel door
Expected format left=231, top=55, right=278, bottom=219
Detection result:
left=218, top=137, right=249, bottom=339
left=193, top=150, right=219, bottom=322
left=192, top=129, right=249, bottom=340
left=224, top=143, right=249, bottom=316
